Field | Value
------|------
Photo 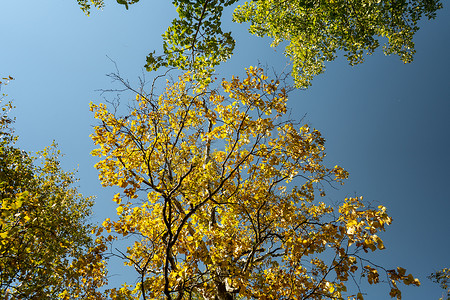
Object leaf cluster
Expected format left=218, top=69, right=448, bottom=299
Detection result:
left=77, top=0, right=104, bottom=15
left=146, top=0, right=237, bottom=76
left=233, top=0, right=443, bottom=87
left=429, top=268, right=450, bottom=300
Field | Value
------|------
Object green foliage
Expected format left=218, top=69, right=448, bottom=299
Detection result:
left=115, top=0, right=140, bottom=10
left=145, top=0, right=237, bottom=77
left=233, top=0, right=442, bottom=87
left=78, top=0, right=442, bottom=87
left=0, top=82, right=107, bottom=299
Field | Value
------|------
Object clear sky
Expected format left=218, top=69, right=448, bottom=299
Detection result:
left=1, top=0, right=449, bottom=299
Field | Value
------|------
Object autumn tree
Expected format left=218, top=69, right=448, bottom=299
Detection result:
left=90, top=67, right=419, bottom=299
left=78, top=0, right=442, bottom=87
left=0, top=79, right=107, bottom=299
left=78, top=1, right=440, bottom=298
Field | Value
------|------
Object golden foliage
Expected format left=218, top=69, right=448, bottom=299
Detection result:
left=0, top=94, right=107, bottom=298
left=90, top=67, right=418, bottom=299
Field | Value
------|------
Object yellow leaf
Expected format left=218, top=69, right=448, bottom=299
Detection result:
left=117, top=206, right=124, bottom=215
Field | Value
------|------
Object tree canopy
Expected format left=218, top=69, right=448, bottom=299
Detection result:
left=233, top=0, right=442, bottom=87
left=9, top=0, right=441, bottom=298
left=76, top=0, right=444, bottom=298
left=0, top=80, right=107, bottom=299
left=79, top=0, right=442, bottom=87
left=90, top=67, right=420, bottom=299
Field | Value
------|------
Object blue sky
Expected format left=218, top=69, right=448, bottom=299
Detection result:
left=1, top=0, right=449, bottom=298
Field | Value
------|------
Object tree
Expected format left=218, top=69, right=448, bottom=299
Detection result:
left=429, top=268, right=450, bottom=300
left=0, top=79, right=107, bottom=299
left=79, top=0, right=442, bottom=87
left=90, top=67, right=419, bottom=299
left=232, top=0, right=442, bottom=87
